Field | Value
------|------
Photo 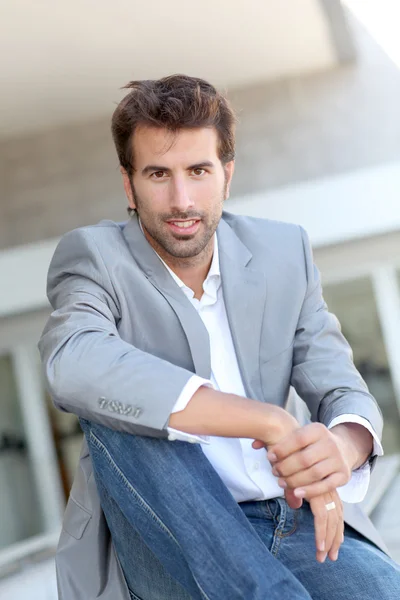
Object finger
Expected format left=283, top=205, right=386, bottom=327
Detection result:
left=328, top=498, right=344, bottom=561
left=271, top=442, right=324, bottom=477
left=272, top=437, right=339, bottom=478
left=328, top=519, right=344, bottom=562
left=268, top=423, right=327, bottom=462
left=252, top=440, right=266, bottom=450
left=276, top=458, right=339, bottom=490
left=324, top=504, right=340, bottom=559
left=292, top=472, right=349, bottom=500
left=284, top=488, right=303, bottom=510
left=311, top=503, right=328, bottom=562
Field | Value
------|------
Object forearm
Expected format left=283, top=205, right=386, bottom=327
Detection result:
left=169, top=386, right=298, bottom=443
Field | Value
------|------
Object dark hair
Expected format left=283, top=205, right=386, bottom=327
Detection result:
left=111, top=74, right=237, bottom=185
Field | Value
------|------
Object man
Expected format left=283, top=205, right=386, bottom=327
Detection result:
left=39, top=74, right=400, bottom=599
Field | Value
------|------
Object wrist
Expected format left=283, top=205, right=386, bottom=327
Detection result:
left=260, top=405, right=299, bottom=445
left=331, top=423, right=373, bottom=470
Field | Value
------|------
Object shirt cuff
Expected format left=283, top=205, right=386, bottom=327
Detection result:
left=328, top=414, right=383, bottom=457
left=336, top=460, right=371, bottom=503
left=167, top=375, right=213, bottom=445
left=327, top=414, right=383, bottom=503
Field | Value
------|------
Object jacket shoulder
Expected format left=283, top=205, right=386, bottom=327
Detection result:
left=60, top=219, right=126, bottom=245
left=222, top=211, right=305, bottom=253
left=52, top=220, right=128, bottom=262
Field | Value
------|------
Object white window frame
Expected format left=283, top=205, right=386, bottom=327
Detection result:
left=0, top=316, right=64, bottom=574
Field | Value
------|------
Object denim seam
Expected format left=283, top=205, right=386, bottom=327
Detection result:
left=270, top=503, right=298, bottom=557
left=270, top=531, right=282, bottom=557
left=264, top=500, right=274, bottom=520
left=276, top=518, right=297, bottom=538
left=276, top=503, right=297, bottom=539
left=89, top=430, right=211, bottom=600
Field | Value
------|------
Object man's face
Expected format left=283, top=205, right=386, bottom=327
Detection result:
left=122, top=125, right=234, bottom=260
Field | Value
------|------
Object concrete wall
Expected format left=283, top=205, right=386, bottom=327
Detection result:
left=1, top=12, right=400, bottom=251
left=231, top=13, right=400, bottom=197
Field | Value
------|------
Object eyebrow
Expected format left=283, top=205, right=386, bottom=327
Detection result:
left=141, top=161, right=215, bottom=176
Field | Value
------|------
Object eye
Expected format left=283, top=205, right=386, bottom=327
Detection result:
left=191, top=168, right=206, bottom=176
left=150, top=170, right=167, bottom=179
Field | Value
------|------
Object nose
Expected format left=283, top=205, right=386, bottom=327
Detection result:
left=169, top=176, right=194, bottom=213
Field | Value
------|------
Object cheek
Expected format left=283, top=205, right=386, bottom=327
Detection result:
left=193, top=178, right=224, bottom=203
left=137, top=183, right=169, bottom=210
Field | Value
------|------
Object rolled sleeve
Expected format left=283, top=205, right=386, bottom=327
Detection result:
left=167, top=375, right=213, bottom=444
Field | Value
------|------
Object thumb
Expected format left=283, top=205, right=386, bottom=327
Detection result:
left=285, top=488, right=303, bottom=510
left=252, top=440, right=265, bottom=450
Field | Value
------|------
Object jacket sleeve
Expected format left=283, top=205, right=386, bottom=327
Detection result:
left=38, top=227, right=195, bottom=437
left=290, top=226, right=383, bottom=442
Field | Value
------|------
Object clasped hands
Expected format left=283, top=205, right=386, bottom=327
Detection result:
left=253, top=421, right=356, bottom=564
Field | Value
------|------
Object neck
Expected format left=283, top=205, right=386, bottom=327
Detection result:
left=143, top=230, right=215, bottom=300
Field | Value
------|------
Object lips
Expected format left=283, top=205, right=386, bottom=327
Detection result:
left=166, top=219, right=201, bottom=235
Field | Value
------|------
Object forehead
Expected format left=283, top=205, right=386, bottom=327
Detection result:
left=132, top=125, right=220, bottom=166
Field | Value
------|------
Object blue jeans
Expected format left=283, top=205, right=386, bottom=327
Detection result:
left=80, top=419, right=400, bottom=600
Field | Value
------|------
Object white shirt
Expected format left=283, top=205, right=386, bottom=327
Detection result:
left=157, top=234, right=383, bottom=503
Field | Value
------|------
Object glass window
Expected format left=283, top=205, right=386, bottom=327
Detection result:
left=323, top=277, right=400, bottom=455
left=0, top=354, right=43, bottom=550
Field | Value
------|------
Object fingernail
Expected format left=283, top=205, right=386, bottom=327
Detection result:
left=318, top=541, right=325, bottom=552
left=278, top=479, right=287, bottom=488
left=331, top=551, right=339, bottom=561
left=319, top=553, right=327, bottom=563
left=268, top=452, right=277, bottom=462
left=272, top=467, right=279, bottom=477
left=294, top=488, right=306, bottom=498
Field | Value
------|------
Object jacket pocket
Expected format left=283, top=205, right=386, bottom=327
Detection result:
left=62, top=496, right=91, bottom=540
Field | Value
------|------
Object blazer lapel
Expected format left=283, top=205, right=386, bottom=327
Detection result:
left=217, top=218, right=266, bottom=401
left=122, top=216, right=211, bottom=379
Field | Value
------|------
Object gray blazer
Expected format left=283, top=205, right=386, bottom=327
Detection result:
left=39, top=212, right=387, bottom=600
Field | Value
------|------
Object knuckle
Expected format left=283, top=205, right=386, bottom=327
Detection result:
left=343, top=465, right=351, bottom=481
left=334, top=472, right=347, bottom=487
left=329, top=440, right=340, bottom=455
left=296, top=430, right=307, bottom=446
left=285, top=475, right=296, bottom=488
left=311, top=463, right=326, bottom=479
left=301, top=451, right=312, bottom=469
left=323, top=476, right=337, bottom=492
left=314, top=422, right=327, bottom=436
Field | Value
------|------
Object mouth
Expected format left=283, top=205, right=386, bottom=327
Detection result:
left=166, top=219, right=201, bottom=236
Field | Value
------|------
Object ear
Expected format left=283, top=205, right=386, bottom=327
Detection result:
left=120, top=167, right=136, bottom=211
left=224, top=160, right=235, bottom=200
